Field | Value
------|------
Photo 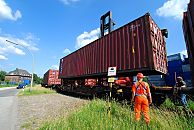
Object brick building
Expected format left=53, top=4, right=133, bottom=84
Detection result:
left=5, top=68, right=32, bottom=83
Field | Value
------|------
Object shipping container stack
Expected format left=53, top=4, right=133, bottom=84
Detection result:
left=165, top=53, right=192, bottom=87
left=183, top=0, right=194, bottom=88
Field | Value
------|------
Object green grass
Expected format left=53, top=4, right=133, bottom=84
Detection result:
left=19, top=84, right=56, bottom=96
left=188, top=100, right=194, bottom=111
left=0, top=84, right=16, bottom=88
left=21, top=122, right=31, bottom=129
left=40, top=99, right=194, bottom=130
left=160, top=97, right=194, bottom=111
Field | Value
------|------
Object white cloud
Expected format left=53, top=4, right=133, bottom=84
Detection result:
left=156, top=0, right=189, bottom=20
left=22, top=33, right=40, bottom=51
left=0, top=36, right=25, bottom=55
left=59, top=0, right=79, bottom=5
left=51, top=65, right=59, bottom=70
left=180, top=49, right=188, bottom=57
left=25, top=32, right=40, bottom=42
left=0, top=0, right=22, bottom=21
left=0, top=32, right=39, bottom=58
left=63, top=48, right=71, bottom=54
left=15, top=36, right=39, bottom=51
left=75, top=28, right=100, bottom=49
left=7, top=45, right=25, bottom=55
left=0, top=54, right=7, bottom=60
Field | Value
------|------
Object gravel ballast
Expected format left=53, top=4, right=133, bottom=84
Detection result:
left=16, top=93, right=88, bottom=130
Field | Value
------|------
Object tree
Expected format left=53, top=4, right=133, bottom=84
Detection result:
left=33, top=73, right=43, bottom=84
left=0, top=71, right=7, bottom=81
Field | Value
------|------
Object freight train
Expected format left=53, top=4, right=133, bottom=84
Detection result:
left=47, top=10, right=193, bottom=105
left=53, top=12, right=168, bottom=105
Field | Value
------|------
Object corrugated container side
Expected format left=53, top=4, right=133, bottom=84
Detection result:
left=168, top=60, right=183, bottom=67
left=182, top=64, right=191, bottom=72
left=148, top=75, right=166, bottom=86
left=188, top=0, right=194, bottom=24
left=188, top=1, right=194, bottom=87
left=149, top=16, right=167, bottom=74
left=183, top=1, right=194, bottom=87
left=149, top=81, right=166, bottom=86
left=168, top=67, right=183, bottom=74
left=59, top=13, right=167, bottom=79
left=183, top=58, right=190, bottom=64
left=43, top=70, right=49, bottom=85
left=167, top=60, right=183, bottom=81
left=165, top=75, right=176, bottom=87
left=167, top=53, right=182, bottom=62
left=183, top=71, right=192, bottom=80
left=148, top=75, right=164, bottom=81
left=166, top=58, right=185, bottom=87
left=185, top=80, right=192, bottom=87
left=187, top=9, right=194, bottom=68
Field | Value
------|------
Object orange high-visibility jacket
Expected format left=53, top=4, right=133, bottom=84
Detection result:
left=132, top=82, right=151, bottom=97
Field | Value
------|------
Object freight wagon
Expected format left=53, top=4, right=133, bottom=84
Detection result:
left=42, top=69, right=61, bottom=88
left=57, top=12, right=168, bottom=102
left=183, top=0, right=194, bottom=89
left=57, top=12, right=193, bottom=105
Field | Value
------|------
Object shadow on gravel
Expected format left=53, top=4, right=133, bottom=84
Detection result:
left=54, top=87, right=132, bottom=105
left=55, top=89, right=94, bottom=100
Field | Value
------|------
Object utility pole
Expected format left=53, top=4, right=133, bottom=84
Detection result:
left=6, top=40, right=34, bottom=91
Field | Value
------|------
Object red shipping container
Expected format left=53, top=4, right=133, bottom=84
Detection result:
left=183, top=0, right=194, bottom=88
left=43, top=69, right=61, bottom=86
left=59, top=13, right=167, bottom=79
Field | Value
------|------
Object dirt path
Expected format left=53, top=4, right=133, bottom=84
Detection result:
left=16, top=93, right=89, bottom=130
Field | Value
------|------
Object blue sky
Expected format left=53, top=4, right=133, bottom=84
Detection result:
left=0, top=0, right=190, bottom=77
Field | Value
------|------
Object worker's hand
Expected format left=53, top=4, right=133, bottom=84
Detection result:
left=148, top=98, right=152, bottom=105
left=131, top=99, right=134, bottom=105
left=131, top=96, right=134, bottom=103
left=130, top=100, right=134, bottom=111
left=131, top=100, right=134, bottom=104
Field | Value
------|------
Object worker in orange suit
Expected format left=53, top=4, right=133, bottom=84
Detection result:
left=131, top=73, right=152, bottom=124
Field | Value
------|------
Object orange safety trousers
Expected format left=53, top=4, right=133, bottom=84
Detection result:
left=134, top=96, right=150, bottom=124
